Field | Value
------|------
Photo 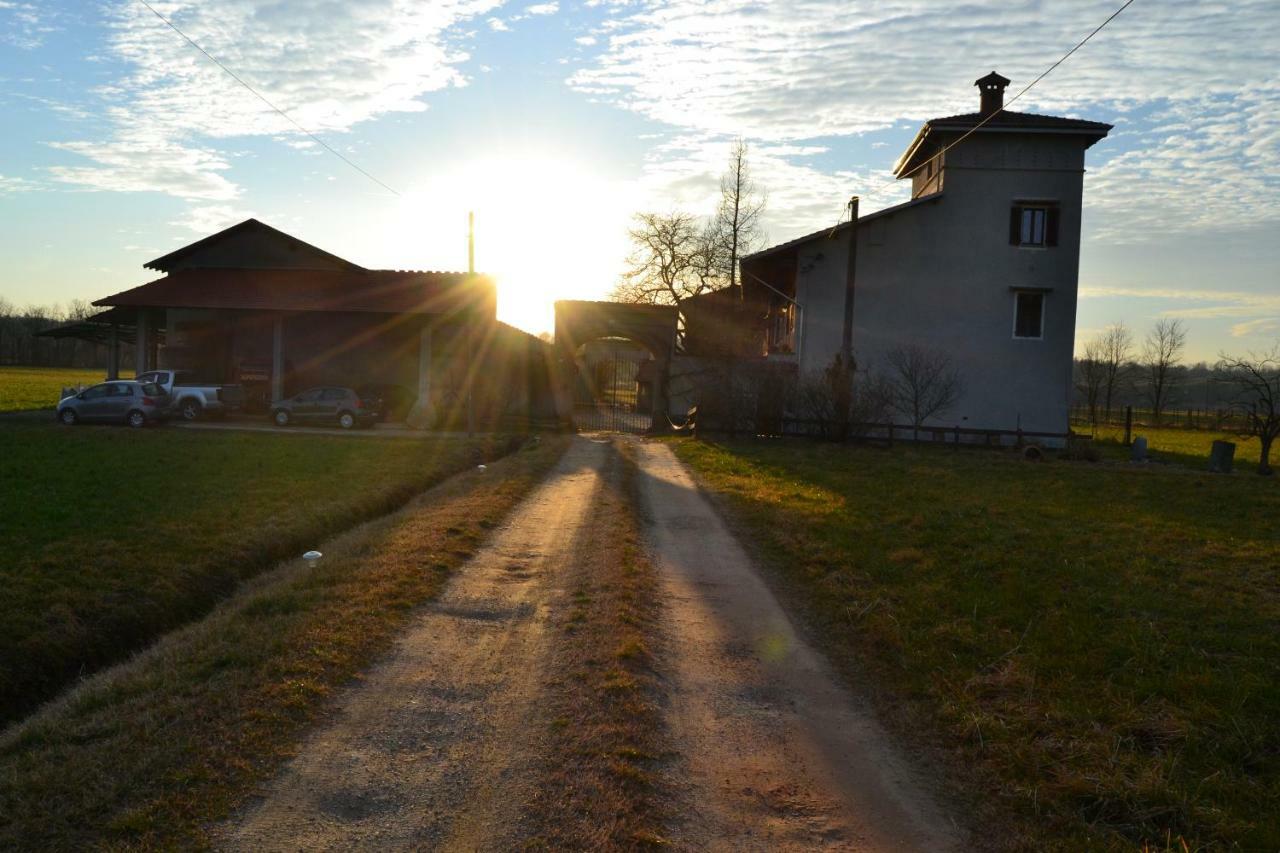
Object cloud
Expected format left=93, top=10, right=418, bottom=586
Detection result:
left=171, top=204, right=256, bottom=233
left=48, top=0, right=505, bottom=202
left=48, top=137, right=238, bottom=200
left=635, top=136, right=897, bottom=240
left=526, top=2, right=559, bottom=14
left=0, top=174, right=38, bottom=194
left=572, top=0, right=1280, bottom=242
left=1230, top=317, right=1280, bottom=339
left=0, top=2, right=57, bottom=50
left=1080, top=285, right=1280, bottom=331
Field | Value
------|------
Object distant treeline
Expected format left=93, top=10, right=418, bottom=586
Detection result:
left=0, top=299, right=134, bottom=369
left=1072, top=360, right=1236, bottom=413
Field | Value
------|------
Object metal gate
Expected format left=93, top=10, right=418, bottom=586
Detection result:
left=572, top=343, right=653, bottom=434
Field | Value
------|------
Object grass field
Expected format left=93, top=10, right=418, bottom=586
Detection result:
left=0, top=421, right=521, bottom=723
left=1083, top=423, right=1266, bottom=473
left=0, top=436, right=569, bottom=849
left=676, top=438, right=1279, bottom=850
left=0, top=366, right=126, bottom=412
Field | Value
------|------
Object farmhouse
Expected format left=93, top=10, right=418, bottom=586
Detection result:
left=735, top=72, right=1112, bottom=439
left=69, top=219, right=555, bottom=427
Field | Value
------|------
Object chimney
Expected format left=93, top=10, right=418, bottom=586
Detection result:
left=975, top=71, right=1011, bottom=117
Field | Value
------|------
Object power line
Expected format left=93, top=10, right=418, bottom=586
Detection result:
left=136, top=0, right=401, bottom=197
left=827, top=0, right=1135, bottom=237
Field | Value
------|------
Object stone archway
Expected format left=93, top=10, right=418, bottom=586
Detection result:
left=553, top=301, right=678, bottom=433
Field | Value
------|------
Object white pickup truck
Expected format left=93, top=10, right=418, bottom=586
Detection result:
left=135, top=369, right=246, bottom=421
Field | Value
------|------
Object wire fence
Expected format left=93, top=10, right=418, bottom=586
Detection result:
left=1070, top=405, right=1248, bottom=433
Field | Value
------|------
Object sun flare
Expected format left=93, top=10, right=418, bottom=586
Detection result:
left=387, top=154, right=639, bottom=335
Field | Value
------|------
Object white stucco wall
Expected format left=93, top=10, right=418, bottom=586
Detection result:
left=791, top=132, right=1097, bottom=437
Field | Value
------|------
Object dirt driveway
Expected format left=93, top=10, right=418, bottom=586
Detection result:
left=633, top=440, right=959, bottom=851
left=218, top=436, right=958, bottom=850
left=219, top=437, right=608, bottom=850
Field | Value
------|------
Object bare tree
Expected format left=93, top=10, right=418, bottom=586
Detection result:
left=1216, top=345, right=1280, bottom=475
left=613, top=212, right=725, bottom=308
left=714, top=139, right=766, bottom=292
left=883, top=344, right=963, bottom=437
left=1141, top=318, right=1187, bottom=425
left=792, top=354, right=890, bottom=440
left=1098, top=322, right=1132, bottom=420
left=1075, top=337, right=1106, bottom=425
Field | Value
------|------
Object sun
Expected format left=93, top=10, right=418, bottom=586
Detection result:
left=389, top=153, right=639, bottom=336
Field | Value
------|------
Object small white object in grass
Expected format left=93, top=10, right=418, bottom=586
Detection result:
left=477, top=464, right=487, bottom=472
left=303, top=550, right=322, bottom=567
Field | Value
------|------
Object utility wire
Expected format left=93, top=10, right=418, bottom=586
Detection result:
left=136, top=0, right=401, bottom=197
left=827, top=0, right=1135, bottom=237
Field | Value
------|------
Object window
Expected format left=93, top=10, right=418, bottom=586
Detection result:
left=321, top=388, right=347, bottom=401
left=294, top=388, right=322, bottom=403
left=1009, top=202, right=1060, bottom=247
left=1013, top=291, right=1045, bottom=339
left=107, top=383, right=134, bottom=397
left=82, top=384, right=110, bottom=400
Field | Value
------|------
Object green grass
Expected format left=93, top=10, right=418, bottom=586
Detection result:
left=675, top=437, right=1279, bottom=850
left=0, top=436, right=570, bottom=850
left=0, top=366, right=128, bottom=412
left=1083, top=423, right=1267, bottom=473
left=0, top=422, right=521, bottom=723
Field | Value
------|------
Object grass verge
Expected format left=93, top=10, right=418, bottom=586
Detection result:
left=1083, top=423, right=1266, bottom=473
left=675, top=437, right=1278, bottom=851
left=0, top=423, right=521, bottom=723
left=0, top=435, right=569, bottom=850
left=0, top=366, right=128, bottom=411
left=521, top=439, right=670, bottom=849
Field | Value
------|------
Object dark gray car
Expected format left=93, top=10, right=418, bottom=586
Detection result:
left=57, top=381, right=170, bottom=428
left=270, top=387, right=378, bottom=430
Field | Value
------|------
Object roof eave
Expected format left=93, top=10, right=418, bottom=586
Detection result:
left=742, top=191, right=945, bottom=263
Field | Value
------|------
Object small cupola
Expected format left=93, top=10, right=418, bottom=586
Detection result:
left=975, top=71, right=1011, bottom=117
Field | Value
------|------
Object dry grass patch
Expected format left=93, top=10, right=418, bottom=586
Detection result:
left=521, top=441, right=670, bottom=850
left=0, top=436, right=569, bottom=850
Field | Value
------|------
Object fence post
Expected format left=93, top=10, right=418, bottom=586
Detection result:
left=1123, top=405, right=1133, bottom=446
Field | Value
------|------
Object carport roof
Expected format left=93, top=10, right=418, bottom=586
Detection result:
left=35, top=307, right=146, bottom=345
left=93, top=268, right=495, bottom=316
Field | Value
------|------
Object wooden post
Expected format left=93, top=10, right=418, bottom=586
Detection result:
left=466, top=212, right=476, bottom=437
left=107, top=323, right=120, bottom=380
left=840, top=196, right=860, bottom=365
left=271, top=316, right=284, bottom=403
left=135, top=310, right=150, bottom=373
left=417, top=324, right=432, bottom=422
left=1123, top=405, right=1133, bottom=447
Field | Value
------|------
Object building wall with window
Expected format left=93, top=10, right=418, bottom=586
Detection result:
left=779, top=131, right=1094, bottom=437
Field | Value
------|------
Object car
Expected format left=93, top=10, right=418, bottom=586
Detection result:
left=269, top=386, right=378, bottom=430
left=135, top=369, right=246, bottom=421
left=355, top=383, right=415, bottom=422
left=57, top=381, right=171, bottom=428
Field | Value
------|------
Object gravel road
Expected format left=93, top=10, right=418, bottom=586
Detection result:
left=218, top=436, right=959, bottom=850
left=218, top=437, right=607, bottom=851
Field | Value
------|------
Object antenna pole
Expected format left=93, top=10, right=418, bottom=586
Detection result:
left=468, top=211, right=475, bottom=274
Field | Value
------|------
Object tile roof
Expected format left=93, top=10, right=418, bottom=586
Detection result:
left=94, top=268, right=494, bottom=316
left=923, top=109, right=1113, bottom=133
left=144, top=218, right=364, bottom=272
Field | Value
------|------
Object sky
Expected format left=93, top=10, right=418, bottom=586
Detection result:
left=0, top=0, right=1277, bottom=361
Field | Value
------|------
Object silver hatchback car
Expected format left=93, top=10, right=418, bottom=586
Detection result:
left=57, top=381, right=171, bottom=428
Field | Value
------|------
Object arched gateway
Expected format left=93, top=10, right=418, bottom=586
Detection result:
left=553, top=301, right=677, bottom=434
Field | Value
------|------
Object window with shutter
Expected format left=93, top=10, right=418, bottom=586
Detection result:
left=1010, top=201, right=1060, bottom=247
